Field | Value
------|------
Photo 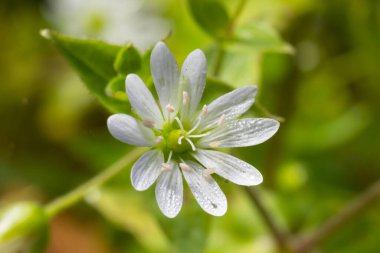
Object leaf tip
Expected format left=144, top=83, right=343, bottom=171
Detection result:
left=40, top=29, right=52, bottom=40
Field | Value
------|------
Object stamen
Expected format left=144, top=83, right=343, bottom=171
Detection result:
left=143, top=119, right=155, bottom=128
left=183, top=91, right=190, bottom=105
left=187, top=116, right=202, bottom=135
left=179, top=162, right=191, bottom=171
left=185, top=138, right=196, bottom=151
left=167, top=151, right=173, bottom=163
left=174, top=116, right=185, bottom=132
left=203, top=168, right=215, bottom=176
left=166, top=104, right=175, bottom=113
left=155, top=136, right=163, bottom=144
left=188, top=132, right=210, bottom=138
left=161, top=163, right=173, bottom=172
left=217, top=114, right=226, bottom=126
left=178, top=136, right=184, bottom=144
left=209, top=141, right=221, bottom=148
left=201, top=105, right=208, bottom=117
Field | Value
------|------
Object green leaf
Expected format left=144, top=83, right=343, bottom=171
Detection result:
left=41, top=29, right=131, bottom=113
left=86, top=187, right=169, bottom=253
left=232, top=22, right=294, bottom=54
left=188, top=0, right=230, bottom=39
left=105, top=76, right=129, bottom=102
left=158, top=201, right=211, bottom=253
left=114, top=44, right=142, bottom=75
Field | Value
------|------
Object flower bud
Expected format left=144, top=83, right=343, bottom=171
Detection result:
left=0, top=202, right=49, bottom=253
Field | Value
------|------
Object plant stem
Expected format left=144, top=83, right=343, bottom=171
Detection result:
left=294, top=179, right=380, bottom=253
left=212, top=0, right=247, bottom=77
left=45, top=147, right=147, bottom=217
left=245, top=188, right=290, bottom=251
left=212, top=43, right=226, bottom=77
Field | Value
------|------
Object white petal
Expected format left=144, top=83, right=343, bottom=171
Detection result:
left=131, top=150, right=164, bottom=191
left=197, top=86, right=257, bottom=132
left=193, top=150, right=263, bottom=186
left=198, top=118, right=279, bottom=148
left=181, top=160, right=227, bottom=216
left=107, top=114, right=155, bottom=146
left=150, top=42, right=180, bottom=119
left=125, top=74, right=164, bottom=128
left=155, top=162, right=183, bottom=218
left=180, top=49, right=207, bottom=119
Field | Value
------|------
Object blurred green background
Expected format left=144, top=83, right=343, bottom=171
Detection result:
left=1, top=0, right=380, bottom=252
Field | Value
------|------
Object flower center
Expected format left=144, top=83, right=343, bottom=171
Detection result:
left=155, top=103, right=211, bottom=155
left=167, top=129, right=192, bottom=153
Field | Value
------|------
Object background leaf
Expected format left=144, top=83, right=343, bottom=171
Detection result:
left=158, top=200, right=211, bottom=253
left=42, top=30, right=131, bottom=113
left=188, top=0, right=230, bottom=39
left=231, top=22, right=294, bottom=54
left=86, top=187, right=168, bottom=253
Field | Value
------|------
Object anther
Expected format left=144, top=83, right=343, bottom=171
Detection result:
left=179, top=162, right=191, bottom=171
left=209, top=141, right=221, bottom=148
left=155, top=136, right=163, bottom=144
left=161, top=163, right=173, bottom=172
left=203, top=168, right=215, bottom=176
left=183, top=91, right=190, bottom=105
left=217, top=114, right=226, bottom=126
left=201, top=105, right=208, bottom=117
left=143, top=119, right=155, bottom=128
left=166, top=104, right=175, bottom=113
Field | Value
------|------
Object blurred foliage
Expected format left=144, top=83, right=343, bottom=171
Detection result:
left=1, top=0, right=380, bottom=253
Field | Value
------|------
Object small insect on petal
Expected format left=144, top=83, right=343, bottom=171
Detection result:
left=179, top=162, right=191, bottom=171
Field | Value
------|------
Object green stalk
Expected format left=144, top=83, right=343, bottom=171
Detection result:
left=45, top=147, right=147, bottom=217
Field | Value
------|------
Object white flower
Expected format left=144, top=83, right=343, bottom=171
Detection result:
left=107, top=42, right=280, bottom=218
left=44, top=0, right=170, bottom=50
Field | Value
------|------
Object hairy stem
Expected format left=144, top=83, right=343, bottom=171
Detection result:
left=45, top=148, right=147, bottom=217
left=294, top=179, right=380, bottom=252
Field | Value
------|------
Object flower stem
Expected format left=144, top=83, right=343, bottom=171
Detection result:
left=212, top=0, right=247, bottom=77
left=294, top=179, right=380, bottom=253
left=245, top=188, right=290, bottom=251
left=45, top=147, right=147, bottom=217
